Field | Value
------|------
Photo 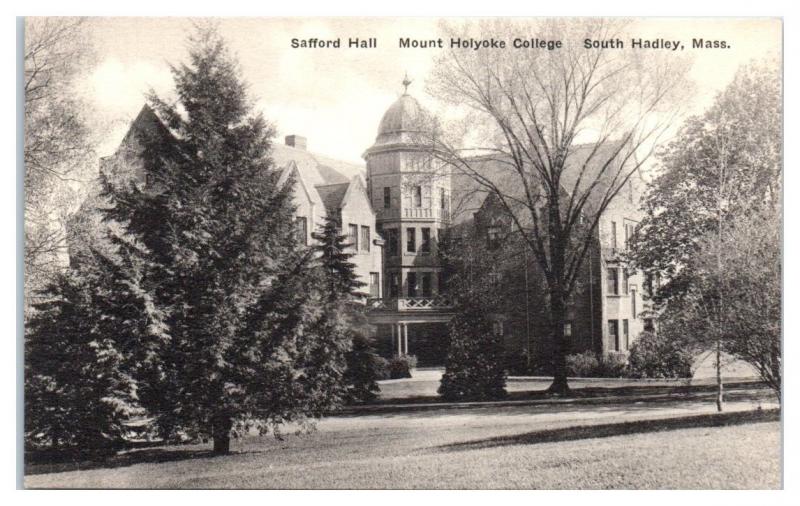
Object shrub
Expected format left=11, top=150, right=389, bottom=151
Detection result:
left=439, top=309, right=507, bottom=402
left=504, top=349, right=531, bottom=376
left=565, top=351, right=600, bottom=377
left=628, top=331, right=694, bottom=379
left=373, top=356, right=390, bottom=381
left=600, top=351, right=629, bottom=378
left=388, top=354, right=416, bottom=379
left=342, top=333, right=384, bottom=403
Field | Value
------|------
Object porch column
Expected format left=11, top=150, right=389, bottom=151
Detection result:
left=403, top=323, right=409, bottom=355
left=396, top=323, right=403, bottom=356
left=390, top=324, right=395, bottom=352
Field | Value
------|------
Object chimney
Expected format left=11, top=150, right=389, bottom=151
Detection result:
left=285, top=135, right=307, bottom=151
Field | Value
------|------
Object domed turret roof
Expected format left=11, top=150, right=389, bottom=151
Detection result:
left=377, top=94, right=423, bottom=136
left=364, top=75, right=435, bottom=157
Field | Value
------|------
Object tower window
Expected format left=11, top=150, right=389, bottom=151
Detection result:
left=421, top=227, right=431, bottom=253
left=407, top=227, right=416, bottom=252
left=383, top=187, right=391, bottom=208
left=387, top=228, right=399, bottom=256
left=421, top=272, right=432, bottom=297
left=407, top=272, right=418, bottom=297
left=413, top=186, right=422, bottom=207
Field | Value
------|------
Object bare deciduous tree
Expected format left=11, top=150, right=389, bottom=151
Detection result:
left=424, top=18, right=693, bottom=394
left=24, top=17, right=96, bottom=310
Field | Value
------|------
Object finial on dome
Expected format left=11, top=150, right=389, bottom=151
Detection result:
left=402, top=72, right=412, bottom=95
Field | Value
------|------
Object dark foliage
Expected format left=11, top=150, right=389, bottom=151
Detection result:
left=343, top=333, right=386, bottom=403
left=388, top=355, right=417, bottom=380
left=96, top=26, right=349, bottom=453
left=24, top=254, right=156, bottom=450
left=439, top=302, right=507, bottom=402
left=627, top=331, right=694, bottom=379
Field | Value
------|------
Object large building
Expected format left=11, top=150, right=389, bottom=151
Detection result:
left=99, top=79, right=654, bottom=367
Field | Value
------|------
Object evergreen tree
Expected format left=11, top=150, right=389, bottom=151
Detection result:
left=438, top=235, right=507, bottom=402
left=311, top=216, right=382, bottom=404
left=24, top=244, right=159, bottom=451
left=311, top=216, right=366, bottom=299
left=99, top=26, right=340, bottom=453
left=439, top=299, right=507, bottom=402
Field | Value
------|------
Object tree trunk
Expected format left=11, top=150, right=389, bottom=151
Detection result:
left=547, top=295, right=570, bottom=395
left=715, top=338, right=724, bottom=412
left=212, top=415, right=232, bottom=455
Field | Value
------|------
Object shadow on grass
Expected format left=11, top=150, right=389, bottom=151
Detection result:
left=430, top=408, right=780, bottom=454
left=24, top=446, right=224, bottom=476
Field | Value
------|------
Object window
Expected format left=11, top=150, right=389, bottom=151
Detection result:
left=407, top=272, right=418, bottom=297
left=607, top=268, right=619, bottom=295
left=610, top=221, right=618, bottom=250
left=361, top=226, right=370, bottom=252
left=421, top=228, right=431, bottom=253
left=383, top=187, right=391, bottom=208
left=631, top=288, right=637, bottom=318
left=608, top=320, right=619, bottom=351
left=564, top=321, right=573, bottom=337
left=487, top=225, right=501, bottom=250
left=295, top=216, right=308, bottom=245
left=438, top=271, right=447, bottom=294
left=407, top=227, right=416, bottom=252
left=348, top=224, right=358, bottom=251
left=440, top=188, right=447, bottom=209
left=369, top=272, right=380, bottom=298
left=413, top=185, right=422, bottom=207
left=624, top=223, right=635, bottom=249
left=387, top=228, right=398, bottom=256
left=389, top=272, right=400, bottom=298
left=622, top=270, right=629, bottom=295
left=623, top=319, right=630, bottom=350
left=644, top=318, right=655, bottom=332
left=421, top=273, right=432, bottom=297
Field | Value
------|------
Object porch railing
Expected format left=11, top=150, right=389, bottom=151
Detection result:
left=367, top=296, right=454, bottom=312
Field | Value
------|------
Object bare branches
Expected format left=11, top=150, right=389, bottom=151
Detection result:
left=24, top=17, right=96, bottom=309
left=428, top=19, right=692, bottom=294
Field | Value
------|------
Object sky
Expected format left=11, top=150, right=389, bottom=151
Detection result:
left=76, top=17, right=782, bottom=165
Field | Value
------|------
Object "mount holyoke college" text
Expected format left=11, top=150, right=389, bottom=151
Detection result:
left=290, top=37, right=730, bottom=50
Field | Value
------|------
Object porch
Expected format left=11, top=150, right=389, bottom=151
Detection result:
left=367, top=297, right=455, bottom=366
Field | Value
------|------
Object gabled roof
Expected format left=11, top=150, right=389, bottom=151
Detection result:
left=450, top=142, right=647, bottom=225
left=271, top=143, right=365, bottom=187
left=315, top=182, right=350, bottom=214
left=277, top=161, right=324, bottom=209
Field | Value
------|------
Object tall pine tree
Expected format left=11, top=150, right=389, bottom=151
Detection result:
left=310, top=216, right=382, bottom=404
left=100, top=26, right=342, bottom=453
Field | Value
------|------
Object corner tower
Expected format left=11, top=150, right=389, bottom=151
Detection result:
left=364, top=76, right=453, bottom=365
left=364, top=77, right=451, bottom=301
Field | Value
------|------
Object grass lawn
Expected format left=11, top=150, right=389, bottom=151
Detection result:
left=25, top=382, right=780, bottom=489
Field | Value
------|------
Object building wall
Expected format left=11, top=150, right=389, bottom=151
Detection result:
left=598, top=179, right=650, bottom=354
left=339, top=181, right=383, bottom=297
left=288, top=175, right=325, bottom=248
